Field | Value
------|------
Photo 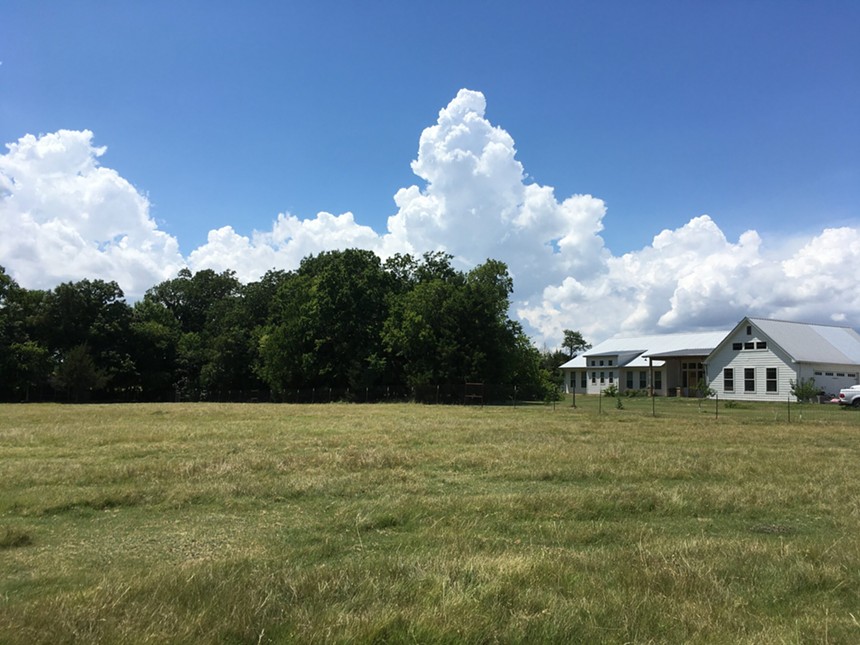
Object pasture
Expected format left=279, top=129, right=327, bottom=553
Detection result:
left=2, top=400, right=860, bottom=643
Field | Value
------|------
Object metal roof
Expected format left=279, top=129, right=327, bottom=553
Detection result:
left=560, top=330, right=728, bottom=369
left=749, top=318, right=860, bottom=364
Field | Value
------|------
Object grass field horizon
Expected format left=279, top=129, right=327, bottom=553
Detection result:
left=2, top=401, right=859, bottom=643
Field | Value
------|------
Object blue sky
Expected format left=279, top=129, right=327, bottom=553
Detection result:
left=1, top=1, right=859, bottom=343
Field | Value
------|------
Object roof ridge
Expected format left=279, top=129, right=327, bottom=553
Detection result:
left=749, top=317, right=855, bottom=330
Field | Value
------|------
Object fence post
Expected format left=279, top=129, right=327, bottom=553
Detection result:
left=715, top=393, right=719, bottom=420
left=787, top=396, right=791, bottom=423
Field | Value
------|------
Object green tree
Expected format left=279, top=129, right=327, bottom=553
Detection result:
left=562, top=329, right=591, bottom=359
left=10, top=341, right=53, bottom=401
left=51, top=345, right=107, bottom=402
left=258, top=250, right=392, bottom=393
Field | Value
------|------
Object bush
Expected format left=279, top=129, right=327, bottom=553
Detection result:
left=603, top=384, right=618, bottom=397
left=790, top=377, right=818, bottom=403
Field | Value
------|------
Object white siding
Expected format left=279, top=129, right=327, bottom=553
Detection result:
left=707, top=329, right=798, bottom=401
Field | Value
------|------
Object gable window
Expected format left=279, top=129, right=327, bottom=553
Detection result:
left=744, top=342, right=755, bottom=350
left=746, top=325, right=752, bottom=335
left=756, top=341, right=767, bottom=349
left=732, top=342, right=742, bottom=351
left=744, top=368, right=755, bottom=392
left=724, top=368, right=734, bottom=392
left=626, top=372, right=633, bottom=389
left=766, top=368, right=777, bottom=393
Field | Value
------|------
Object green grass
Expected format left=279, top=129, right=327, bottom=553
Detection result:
left=2, top=401, right=860, bottom=643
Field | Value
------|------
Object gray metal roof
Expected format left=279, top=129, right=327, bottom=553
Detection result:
left=560, top=330, right=728, bottom=369
left=750, top=318, right=860, bottom=364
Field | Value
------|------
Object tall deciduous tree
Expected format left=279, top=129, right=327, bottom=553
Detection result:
left=258, top=250, right=392, bottom=392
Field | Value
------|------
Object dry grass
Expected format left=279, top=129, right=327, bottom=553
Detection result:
left=1, top=401, right=860, bottom=643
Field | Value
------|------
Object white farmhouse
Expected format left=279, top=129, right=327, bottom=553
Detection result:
left=705, top=317, right=860, bottom=401
left=560, top=330, right=729, bottom=397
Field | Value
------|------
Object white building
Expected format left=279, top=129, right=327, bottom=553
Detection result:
left=560, top=330, right=729, bottom=397
left=705, top=317, right=860, bottom=401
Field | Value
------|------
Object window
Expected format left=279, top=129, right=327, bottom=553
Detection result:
left=626, top=372, right=633, bottom=389
left=599, top=360, right=604, bottom=366
left=581, top=371, right=587, bottom=389
left=591, top=372, right=596, bottom=384
left=608, top=359, right=613, bottom=366
left=609, top=371, right=614, bottom=383
left=756, top=341, right=767, bottom=349
left=837, top=373, right=845, bottom=377
left=746, top=325, right=752, bottom=335
left=639, top=371, right=647, bottom=389
left=826, top=372, right=834, bottom=376
left=815, top=371, right=823, bottom=376
left=849, top=373, right=857, bottom=378
left=744, top=342, right=755, bottom=350
left=724, top=368, right=734, bottom=392
left=766, top=368, right=777, bottom=393
left=590, top=360, right=595, bottom=366
left=654, top=371, right=662, bottom=390
left=745, top=368, right=755, bottom=392
left=600, top=372, right=605, bottom=384
left=732, top=342, right=743, bottom=351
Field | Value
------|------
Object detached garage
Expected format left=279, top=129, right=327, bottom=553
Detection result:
left=706, top=317, right=860, bottom=401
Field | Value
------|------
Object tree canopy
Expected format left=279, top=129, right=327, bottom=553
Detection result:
left=0, top=252, right=561, bottom=402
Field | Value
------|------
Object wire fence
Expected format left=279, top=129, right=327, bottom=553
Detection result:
left=4, top=384, right=859, bottom=425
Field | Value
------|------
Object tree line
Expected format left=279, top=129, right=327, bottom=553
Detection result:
left=0, top=250, right=586, bottom=403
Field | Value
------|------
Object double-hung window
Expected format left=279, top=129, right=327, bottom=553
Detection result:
left=766, top=368, right=777, bottom=393
left=724, top=368, right=734, bottom=392
left=744, top=368, right=755, bottom=392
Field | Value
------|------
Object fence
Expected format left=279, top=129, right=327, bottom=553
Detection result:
left=4, top=385, right=858, bottom=425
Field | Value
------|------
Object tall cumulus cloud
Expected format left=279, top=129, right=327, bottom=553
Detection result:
left=2, top=90, right=859, bottom=344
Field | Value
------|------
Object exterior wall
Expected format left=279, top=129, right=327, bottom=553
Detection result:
left=707, top=328, right=798, bottom=401
left=566, top=366, right=665, bottom=396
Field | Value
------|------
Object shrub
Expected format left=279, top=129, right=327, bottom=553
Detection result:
left=790, top=377, right=818, bottom=403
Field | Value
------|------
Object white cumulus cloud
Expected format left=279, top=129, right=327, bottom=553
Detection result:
left=0, top=130, right=184, bottom=296
left=3, top=91, right=860, bottom=345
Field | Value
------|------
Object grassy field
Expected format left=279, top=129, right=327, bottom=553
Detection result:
left=2, top=400, right=860, bottom=643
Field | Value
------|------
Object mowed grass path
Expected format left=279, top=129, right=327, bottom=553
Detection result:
left=2, top=402, right=860, bottom=643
